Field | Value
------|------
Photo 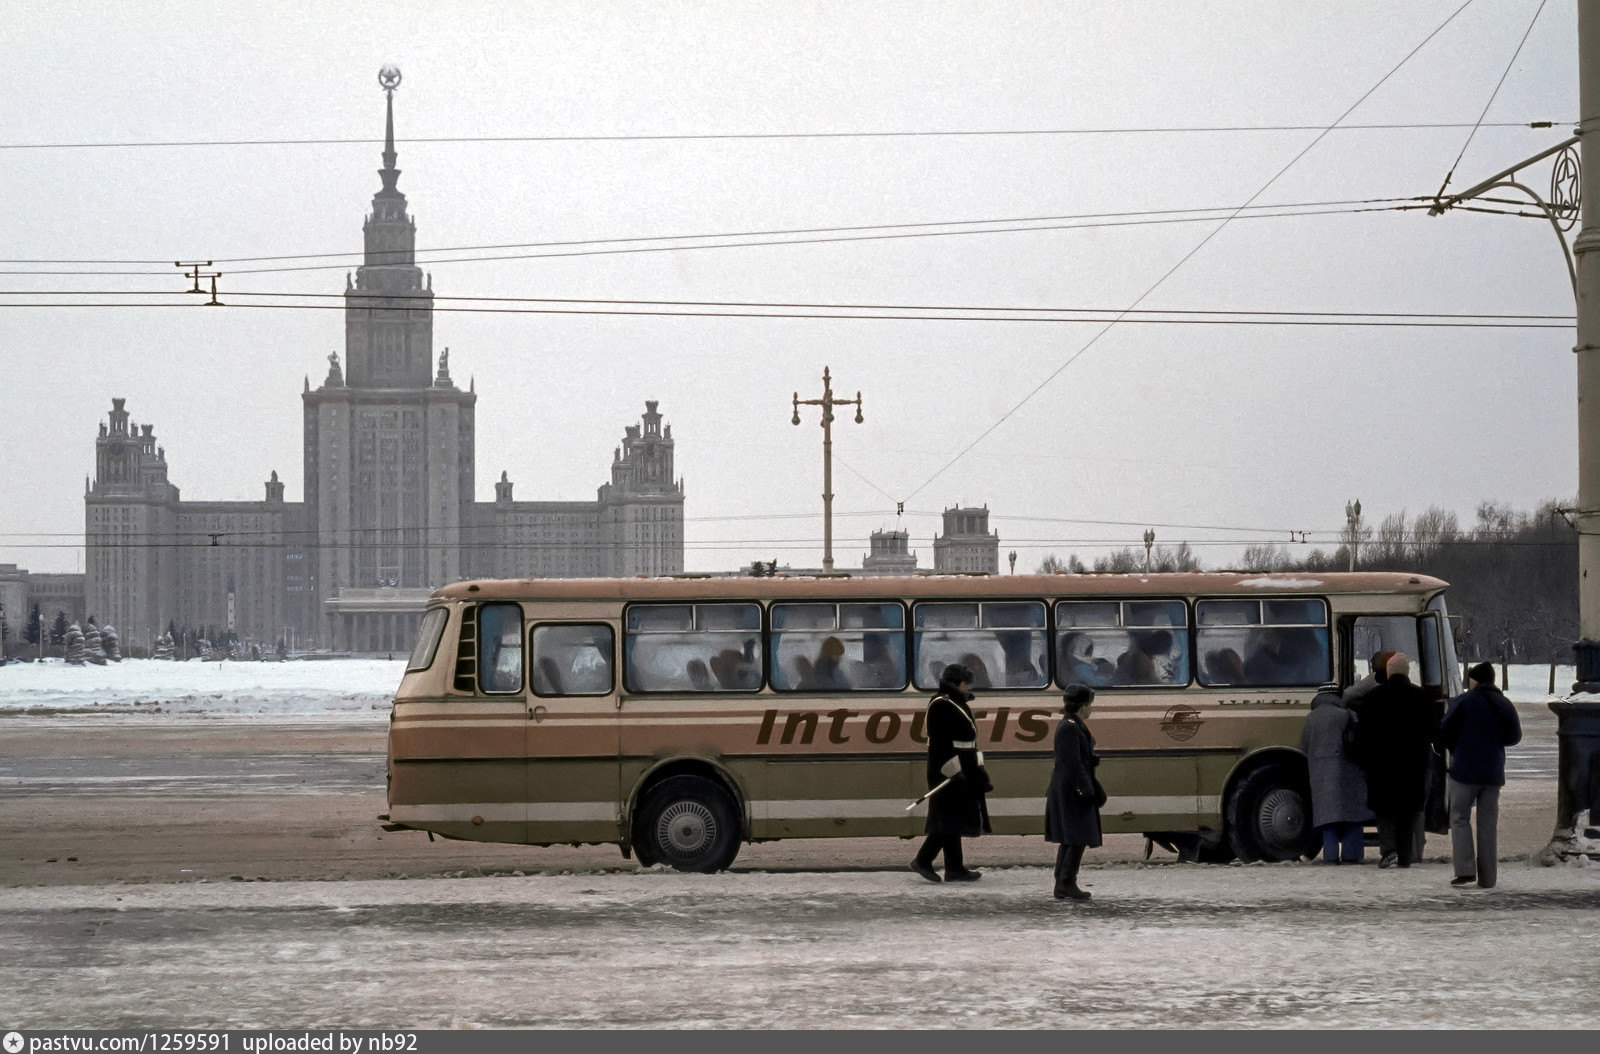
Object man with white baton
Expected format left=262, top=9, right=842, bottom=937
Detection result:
left=909, top=662, right=993, bottom=883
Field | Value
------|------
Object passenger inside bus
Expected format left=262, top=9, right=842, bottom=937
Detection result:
left=796, top=636, right=848, bottom=690
left=958, top=652, right=991, bottom=690
left=710, top=640, right=761, bottom=690
left=1058, top=632, right=1114, bottom=687
left=1204, top=647, right=1246, bottom=686
left=1113, top=630, right=1169, bottom=685
left=1245, top=627, right=1327, bottom=685
left=998, top=630, right=1042, bottom=686
left=856, top=633, right=904, bottom=690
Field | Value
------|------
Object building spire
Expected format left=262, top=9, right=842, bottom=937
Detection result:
left=378, top=66, right=402, bottom=193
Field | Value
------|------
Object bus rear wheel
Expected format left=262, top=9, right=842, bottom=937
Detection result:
left=1226, top=764, right=1315, bottom=863
left=637, top=775, right=741, bottom=873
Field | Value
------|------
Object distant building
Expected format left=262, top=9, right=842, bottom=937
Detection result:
left=861, top=528, right=918, bottom=575
left=933, top=505, right=1000, bottom=574
left=84, top=73, right=683, bottom=653
left=0, top=564, right=85, bottom=649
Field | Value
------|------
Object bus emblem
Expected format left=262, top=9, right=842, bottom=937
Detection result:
left=1161, top=705, right=1203, bottom=742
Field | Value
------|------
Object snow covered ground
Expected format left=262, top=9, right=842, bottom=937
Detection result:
left=0, top=658, right=403, bottom=719
left=3, top=863, right=1598, bottom=1028
left=0, top=659, right=1576, bottom=720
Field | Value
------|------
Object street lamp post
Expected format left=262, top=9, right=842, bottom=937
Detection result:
left=1143, top=530, right=1155, bottom=572
left=1345, top=499, right=1362, bottom=572
left=1008, top=550, right=1017, bottom=575
left=791, top=367, right=863, bottom=572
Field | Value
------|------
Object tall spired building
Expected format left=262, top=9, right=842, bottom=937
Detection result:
left=304, top=66, right=474, bottom=609
left=85, top=69, right=685, bottom=654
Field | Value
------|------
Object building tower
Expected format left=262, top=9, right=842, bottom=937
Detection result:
left=85, top=399, right=180, bottom=644
left=598, top=401, right=685, bottom=576
left=862, top=528, right=918, bottom=575
left=933, top=504, right=1000, bottom=574
left=302, top=67, right=476, bottom=650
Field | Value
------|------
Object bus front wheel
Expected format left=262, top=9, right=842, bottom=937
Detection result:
left=637, top=775, right=741, bottom=873
left=1225, top=764, right=1315, bottom=863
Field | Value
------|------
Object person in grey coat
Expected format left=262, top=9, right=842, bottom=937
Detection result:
left=1045, top=684, right=1104, bottom=900
left=1300, top=682, right=1373, bottom=863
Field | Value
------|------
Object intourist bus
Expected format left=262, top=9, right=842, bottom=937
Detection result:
left=382, top=571, right=1457, bottom=870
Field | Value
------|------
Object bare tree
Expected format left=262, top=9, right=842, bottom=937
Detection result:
left=1241, top=543, right=1291, bottom=572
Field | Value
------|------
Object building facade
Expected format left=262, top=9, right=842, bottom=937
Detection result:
left=84, top=75, right=683, bottom=653
left=932, top=505, right=1000, bottom=574
left=861, top=528, right=918, bottom=575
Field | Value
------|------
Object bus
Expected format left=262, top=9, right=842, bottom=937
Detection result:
left=383, top=570, right=1458, bottom=870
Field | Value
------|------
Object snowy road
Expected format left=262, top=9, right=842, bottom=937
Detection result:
left=3, top=865, right=1598, bottom=1029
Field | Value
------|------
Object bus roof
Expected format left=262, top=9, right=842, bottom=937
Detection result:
left=432, top=571, right=1448, bottom=604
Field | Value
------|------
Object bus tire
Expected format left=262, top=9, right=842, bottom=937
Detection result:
left=1225, top=763, right=1314, bottom=863
left=638, top=775, right=741, bottom=873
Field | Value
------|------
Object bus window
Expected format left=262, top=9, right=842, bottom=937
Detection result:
left=912, top=601, right=1048, bottom=690
left=478, top=602, right=524, bottom=694
left=1197, top=597, right=1329, bottom=688
left=406, top=607, right=448, bottom=672
left=1056, top=599, right=1188, bottom=688
left=1348, top=615, right=1420, bottom=683
left=531, top=623, right=615, bottom=697
left=625, top=602, right=761, bottom=692
left=771, top=602, right=906, bottom=692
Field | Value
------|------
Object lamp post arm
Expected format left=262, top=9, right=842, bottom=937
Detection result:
left=1430, top=134, right=1579, bottom=211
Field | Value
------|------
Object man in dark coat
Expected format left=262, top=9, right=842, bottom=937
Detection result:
left=1045, top=684, right=1104, bottom=900
left=1350, top=652, right=1439, bottom=868
left=1300, top=683, right=1372, bottom=863
left=1439, top=662, right=1523, bottom=889
left=1342, top=650, right=1392, bottom=705
left=910, top=663, right=991, bottom=883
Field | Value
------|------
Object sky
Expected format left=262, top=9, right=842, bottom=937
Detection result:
left=0, top=0, right=1582, bottom=575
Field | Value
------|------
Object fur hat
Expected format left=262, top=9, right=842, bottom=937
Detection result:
left=1469, top=661, right=1496, bottom=686
left=1386, top=652, right=1411, bottom=678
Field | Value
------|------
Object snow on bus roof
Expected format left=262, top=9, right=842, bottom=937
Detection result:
left=433, top=571, right=1447, bottom=603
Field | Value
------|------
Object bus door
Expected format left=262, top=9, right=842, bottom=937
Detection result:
left=391, top=600, right=528, bottom=843
left=1344, top=610, right=1451, bottom=834
left=526, top=618, right=622, bottom=847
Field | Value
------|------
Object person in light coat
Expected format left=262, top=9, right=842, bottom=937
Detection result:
left=1045, top=684, right=1104, bottom=900
left=1300, top=682, right=1373, bottom=863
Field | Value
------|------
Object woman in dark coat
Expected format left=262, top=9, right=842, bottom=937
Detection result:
left=910, top=662, right=992, bottom=883
left=1300, top=682, right=1372, bottom=863
left=1045, top=684, right=1104, bottom=900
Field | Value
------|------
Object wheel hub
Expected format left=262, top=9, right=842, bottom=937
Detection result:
left=1255, top=788, right=1307, bottom=853
left=657, top=800, right=716, bottom=857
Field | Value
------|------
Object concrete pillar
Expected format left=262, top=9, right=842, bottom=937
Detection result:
left=1551, top=0, right=1600, bottom=860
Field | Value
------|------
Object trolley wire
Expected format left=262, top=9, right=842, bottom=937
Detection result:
left=896, top=0, right=1481, bottom=506
left=0, top=121, right=1567, bottom=152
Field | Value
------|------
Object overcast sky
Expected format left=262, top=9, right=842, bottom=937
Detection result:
left=0, top=0, right=1582, bottom=575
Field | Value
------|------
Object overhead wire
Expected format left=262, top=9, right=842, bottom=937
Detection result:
left=0, top=121, right=1568, bottom=152
left=0, top=196, right=1422, bottom=268
left=1434, top=0, right=1550, bottom=200
left=0, top=200, right=1430, bottom=277
left=896, top=0, right=1481, bottom=506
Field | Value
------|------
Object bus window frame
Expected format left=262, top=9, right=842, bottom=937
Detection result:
left=910, top=597, right=1049, bottom=692
left=529, top=620, right=617, bottom=699
left=406, top=607, right=449, bottom=673
left=621, top=600, right=766, bottom=695
left=770, top=598, right=910, bottom=694
left=476, top=601, right=526, bottom=696
left=1053, top=596, right=1193, bottom=691
left=1194, top=595, right=1331, bottom=689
